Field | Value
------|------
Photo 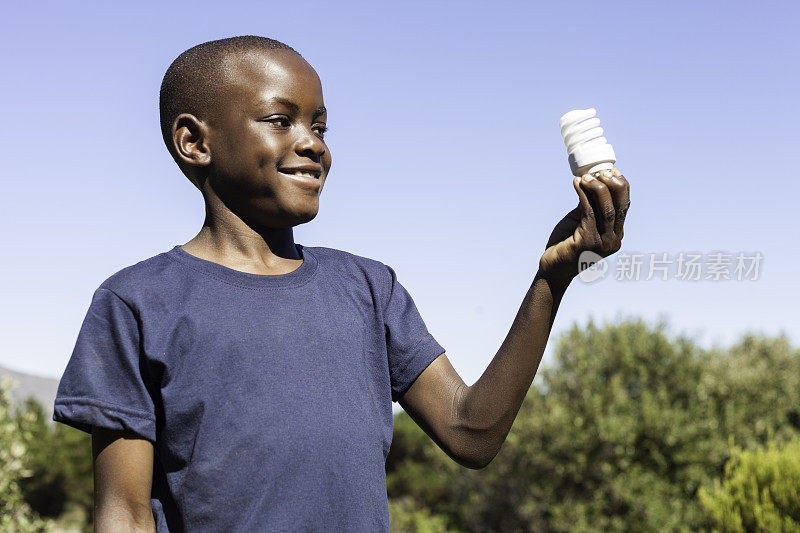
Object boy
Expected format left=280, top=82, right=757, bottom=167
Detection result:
left=53, top=36, right=630, bottom=532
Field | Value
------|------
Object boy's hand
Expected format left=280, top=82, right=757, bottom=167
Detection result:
left=538, top=168, right=630, bottom=287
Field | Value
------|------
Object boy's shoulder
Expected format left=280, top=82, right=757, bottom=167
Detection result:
left=304, top=244, right=388, bottom=272
left=93, top=247, right=183, bottom=304
left=302, top=244, right=394, bottom=290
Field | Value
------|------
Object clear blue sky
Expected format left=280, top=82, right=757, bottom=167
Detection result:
left=2, top=0, right=798, bottom=386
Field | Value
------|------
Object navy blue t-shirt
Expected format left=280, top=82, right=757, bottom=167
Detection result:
left=53, top=243, right=445, bottom=531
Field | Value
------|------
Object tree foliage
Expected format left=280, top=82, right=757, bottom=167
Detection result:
left=0, top=377, right=55, bottom=532
left=389, top=496, right=454, bottom=533
left=15, top=396, right=94, bottom=531
left=699, top=438, right=800, bottom=532
left=387, top=319, right=800, bottom=532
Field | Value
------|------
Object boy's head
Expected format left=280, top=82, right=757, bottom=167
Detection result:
left=160, top=36, right=331, bottom=228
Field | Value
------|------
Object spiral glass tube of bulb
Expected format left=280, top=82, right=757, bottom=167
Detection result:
left=559, top=108, right=616, bottom=176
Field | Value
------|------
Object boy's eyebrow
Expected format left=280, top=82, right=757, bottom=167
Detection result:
left=259, top=96, right=326, bottom=118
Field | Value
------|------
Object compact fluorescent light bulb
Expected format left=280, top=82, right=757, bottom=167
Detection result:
left=559, top=108, right=616, bottom=177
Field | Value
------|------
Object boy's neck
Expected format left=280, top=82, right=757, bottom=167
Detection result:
left=180, top=224, right=303, bottom=276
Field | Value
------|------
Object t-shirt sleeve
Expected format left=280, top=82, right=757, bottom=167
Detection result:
left=381, top=264, right=446, bottom=402
left=53, top=287, right=157, bottom=443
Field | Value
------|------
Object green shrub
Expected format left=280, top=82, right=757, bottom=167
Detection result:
left=16, top=396, right=94, bottom=531
left=699, top=438, right=800, bottom=532
left=389, top=496, right=454, bottom=532
left=0, top=377, right=55, bottom=532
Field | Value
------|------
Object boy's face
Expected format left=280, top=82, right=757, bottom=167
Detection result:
left=203, top=49, right=331, bottom=229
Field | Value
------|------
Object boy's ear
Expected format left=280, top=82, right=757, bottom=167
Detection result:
left=172, top=113, right=211, bottom=168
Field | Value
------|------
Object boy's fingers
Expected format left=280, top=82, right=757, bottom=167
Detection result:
left=581, top=173, right=616, bottom=242
left=596, top=169, right=630, bottom=237
left=573, top=176, right=598, bottom=238
left=613, top=173, right=630, bottom=238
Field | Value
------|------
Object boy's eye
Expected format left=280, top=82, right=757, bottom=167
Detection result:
left=261, top=117, right=327, bottom=138
left=263, top=117, right=291, bottom=127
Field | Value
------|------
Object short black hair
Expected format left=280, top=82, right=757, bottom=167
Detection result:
left=159, top=36, right=299, bottom=172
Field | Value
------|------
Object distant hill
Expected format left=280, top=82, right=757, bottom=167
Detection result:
left=0, top=364, right=60, bottom=423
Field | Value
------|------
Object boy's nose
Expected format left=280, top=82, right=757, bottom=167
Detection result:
left=294, top=128, right=326, bottom=158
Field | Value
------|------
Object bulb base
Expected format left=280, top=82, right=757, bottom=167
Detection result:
left=568, top=142, right=616, bottom=176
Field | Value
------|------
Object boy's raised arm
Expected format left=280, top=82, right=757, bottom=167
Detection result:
left=92, top=427, right=156, bottom=532
left=399, top=170, right=630, bottom=469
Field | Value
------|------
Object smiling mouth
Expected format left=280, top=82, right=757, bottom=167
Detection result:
left=279, top=168, right=322, bottom=180
left=278, top=168, right=323, bottom=191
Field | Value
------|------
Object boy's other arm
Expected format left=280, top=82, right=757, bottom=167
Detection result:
left=399, top=170, right=630, bottom=470
left=398, top=275, right=565, bottom=470
left=92, top=427, right=156, bottom=532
